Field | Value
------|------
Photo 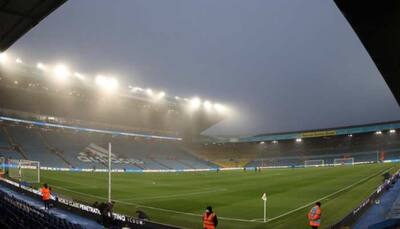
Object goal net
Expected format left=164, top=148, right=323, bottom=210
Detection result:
left=304, top=159, right=325, bottom=167
left=333, top=158, right=354, bottom=166
left=8, top=159, right=40, bottom=184
left=0, top=157, right=4, bottom=175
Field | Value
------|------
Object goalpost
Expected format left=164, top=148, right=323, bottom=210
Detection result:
left=8, top=159, right=40, bottom=184
left=333, top=157, right=354, bottom=166
left=0, top=157, right=5, bottom=175
left=304, top=159, right=325, bottom=168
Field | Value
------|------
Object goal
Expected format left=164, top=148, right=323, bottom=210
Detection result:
left=8, top=159, right=40, bottom=184
left=0, top=157, right=4, bottom=175
left=333, top=158, right=354, bottom=166
left=304, top=159, right=325, bottom=167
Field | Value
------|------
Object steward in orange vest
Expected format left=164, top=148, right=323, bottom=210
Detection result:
left=307, top=202, right=322, bottom=228
left=40, top=183, right=51, bottom=210
left=203, top=206, right=218, bottom=229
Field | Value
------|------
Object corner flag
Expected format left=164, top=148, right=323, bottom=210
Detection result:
left=261, top=193, right=267, bottom=222
left=261, top=193, right=267, bottom=201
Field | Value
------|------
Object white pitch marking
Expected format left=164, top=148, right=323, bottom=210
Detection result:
left=49, top=166, right=393, bottom=224
left=119, top=188, right=227, bottom=201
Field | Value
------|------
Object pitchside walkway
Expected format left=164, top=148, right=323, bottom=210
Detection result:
left=353, top=179, right=400, bottom=229
left=0, top=183, right=101, bottom=229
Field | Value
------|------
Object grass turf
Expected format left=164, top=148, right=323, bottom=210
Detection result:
left=35, top=163, right=398, bottom=229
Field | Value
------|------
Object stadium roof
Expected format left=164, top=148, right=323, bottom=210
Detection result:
left=334, top=0, right=400, bottom=105
left=0, top=0, right=66, bottom=51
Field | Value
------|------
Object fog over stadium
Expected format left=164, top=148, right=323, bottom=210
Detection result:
left=8, top=0, right=400, bottom=136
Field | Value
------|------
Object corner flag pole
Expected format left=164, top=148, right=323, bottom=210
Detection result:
left=262, top=193, right=267, bottom=222
left=108, top=142, right=112, bottom=203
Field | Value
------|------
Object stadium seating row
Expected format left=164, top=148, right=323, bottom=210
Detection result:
left=0, top=189, right=83, bottom=229
left=0, top=123, right=216, bottom=170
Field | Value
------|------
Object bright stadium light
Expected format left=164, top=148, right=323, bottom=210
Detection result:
left=390, top=129, right=396, bottom=133
left=146, top=88, right=154, bottom=96
left=190, top=97, right=202, bottom=109
left=375, top=131, right=382, bottom=135
left=214, top=103, right=227, bottom=113
left=36, top=62, right=46, bottom=70
left=0, top=52, right=8, bottom=63
left=157, top=91, right=166, bottom=99
left=272, top=140, right=278, bottom=144
left=203, top=101, right=212, bottom=111
left=74, top=72, right=85, bottom=80
left=53, top=64, right=71, bottom=80
left=348, top=134, right=353, bottom=137
left=296, top=138, right=302, bottom=142
left=132, top=87, right=144, bottom=93
left=15, top=58, right=23, bottom=64
left=95, top=75, right=119, bottom=93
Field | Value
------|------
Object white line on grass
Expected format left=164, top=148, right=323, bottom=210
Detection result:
left=119, top=188, right=227, bottom=201
left=49, top=166, right=393, bottom=224
left=252, top=166, right=393, bottom=222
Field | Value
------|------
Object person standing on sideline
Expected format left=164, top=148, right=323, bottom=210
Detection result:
left=40, top=183, right=51, bottom=210
left=307, top=202, right=322, bottom=229
left=202, top=206, right=218, bottom=229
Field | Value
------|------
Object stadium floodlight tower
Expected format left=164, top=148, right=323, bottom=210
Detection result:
left=304, top=159, right=325, bottom=168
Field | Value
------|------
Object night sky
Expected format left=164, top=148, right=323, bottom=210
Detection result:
left=9, top=0, right=400, bottom=136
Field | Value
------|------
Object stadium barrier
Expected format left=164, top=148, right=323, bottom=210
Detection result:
left=34, top=160, right=383, bottom=174
left=0, top=177, right=179, bottom=229
left=330, top=169, right=400, bottom=229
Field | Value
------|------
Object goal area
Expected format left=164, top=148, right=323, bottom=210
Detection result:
left=7, top=159, right=40, bottom=184
left=333, top=157, right=354, bottom=166
left=304, top=159, right=325, bottom=167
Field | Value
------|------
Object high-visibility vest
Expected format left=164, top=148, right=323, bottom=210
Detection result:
left=203, top=212, right=216, bottom=229
left=308, top=205, right=321, bottom=227
left=41, top=187, right=51, bottom=200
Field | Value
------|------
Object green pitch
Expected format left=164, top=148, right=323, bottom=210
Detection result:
left=38, top=163, right=398, bottom=229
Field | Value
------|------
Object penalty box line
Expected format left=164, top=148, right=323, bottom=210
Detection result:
left=49, top=166, right=393, bottom=224
left=252, top=166, right=393, bottom=222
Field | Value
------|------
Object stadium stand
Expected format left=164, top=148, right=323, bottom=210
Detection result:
left=189, top=132, right=400, bottom=168
left=0, top=122, right=216, bottom=170
left=0, top=189, right=84, bottom=229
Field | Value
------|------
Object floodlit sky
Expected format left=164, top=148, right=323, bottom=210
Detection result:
left=9, top=0, right=400, bottom=136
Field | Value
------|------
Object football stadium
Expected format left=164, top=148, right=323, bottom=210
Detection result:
left=1, top=0, right=400, bottom=229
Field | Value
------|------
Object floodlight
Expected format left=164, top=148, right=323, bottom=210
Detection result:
left=296, top=138, right=302, bottom=142
left=158, top=91, right=166, bottom=99
left=146, top=88, right=153, bottom=96
left=132, top=87, right=144, bottom=92
left=95, top=75, right=119, bottom=93
left=53, top=64, right=71, bottom=80
left=348, top=134, right=353, bottom=137
left=74, top=72, right=85, bottom=80
left=389, top=129, right=396, bottom=133
left=37, top=62, right=46, bottom=70
left=203, top=101, right=212, bottom=111
left=190, top=97, right=201, bottom=109
left=214, top=103, right=226, bottom=113
left=375, top=131, right=382, bottom=135
left=15, top=58, right=23, bottom=64
left=0, top=52, right=8, bottom=63
left=260, top=141, right=265, bottom=144
left=272, top=140, right=278, bottom=144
